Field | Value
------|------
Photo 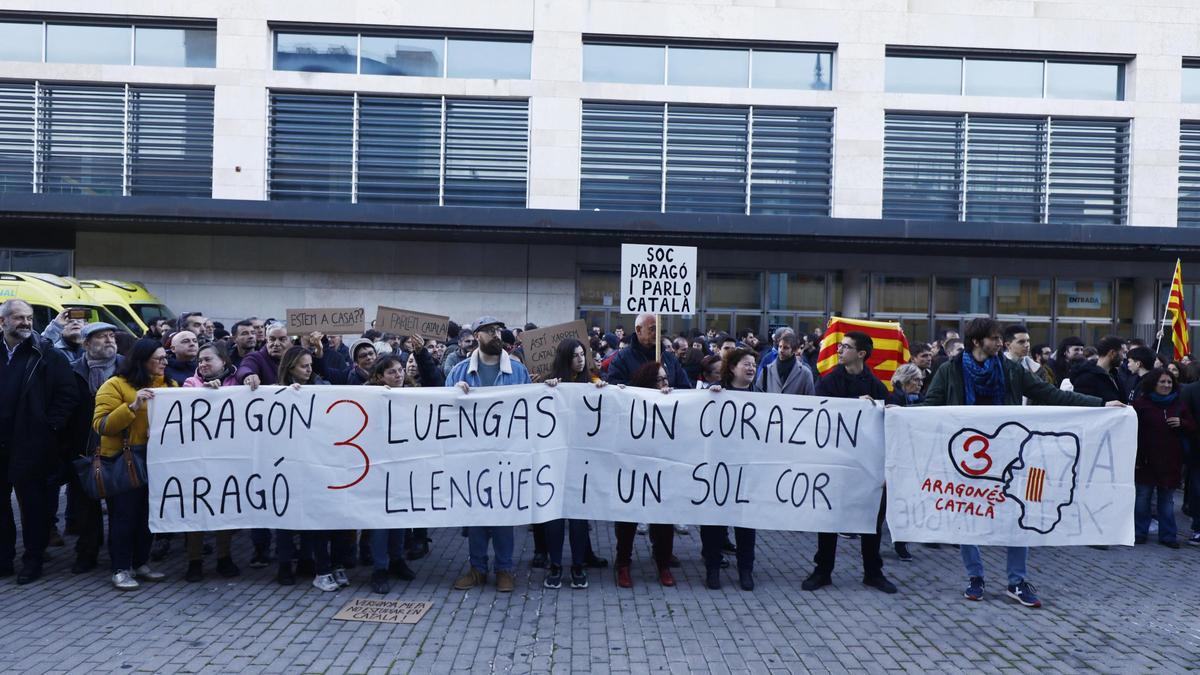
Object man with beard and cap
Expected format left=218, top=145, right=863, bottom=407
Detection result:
left=165, top=330, right=200, bottom=386
left=236, top=322, right=292, bottom=388
left=41, top=310, right=87, bottom=363
left=448, top=316, right=531, bottom=593
left=63, top=322, right=124, bottom=573
left=0, top=299, right=78, bottom=584
left=605, top=313, right=692, bottom=389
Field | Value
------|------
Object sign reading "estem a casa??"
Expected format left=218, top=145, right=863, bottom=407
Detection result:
left=620, top=243, right=697, bottom=315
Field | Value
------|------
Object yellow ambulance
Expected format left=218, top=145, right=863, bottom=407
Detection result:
left=0, top=272, right=134, bottom=333
left=79, top=279, right=174, bottom=334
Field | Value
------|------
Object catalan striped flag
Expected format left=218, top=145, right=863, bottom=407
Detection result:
left=1167, top=259, right=1190, bottom=361
left=1024, top=467, right=1046, bottom=503
left=816, top=317, right=912, bottom=391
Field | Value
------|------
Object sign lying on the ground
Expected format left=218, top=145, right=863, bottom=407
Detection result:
left=520, top=320, right=591, bottom=381
left=375, top=306, right=450, bottom=341
left=146, top=384, right=885, bottom=533
left=286, top=307, right=366, bottom=336
left=885, top=406, right=1136, bottom=546
left=333, top=598, right=433, bottom=624
left=620, top=243, right=697, bottom=315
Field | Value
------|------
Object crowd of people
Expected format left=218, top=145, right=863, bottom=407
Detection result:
left=2, top=298, right=1196, bottom=610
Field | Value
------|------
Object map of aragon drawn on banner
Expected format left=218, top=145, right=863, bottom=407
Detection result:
left=947, top=422, right=1080, bottom=534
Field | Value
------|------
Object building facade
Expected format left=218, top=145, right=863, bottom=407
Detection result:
left=4, top=0, right=1200, bottom=347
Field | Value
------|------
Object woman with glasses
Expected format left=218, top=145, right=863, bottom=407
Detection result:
left=885, top=363, right=926, bottom=562
left=93, top=338, right=178, bottom=590
left=612, top=361, right=678, bottom=589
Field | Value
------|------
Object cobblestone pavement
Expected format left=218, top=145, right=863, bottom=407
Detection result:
left=3, top=499, right=1199, bottom=674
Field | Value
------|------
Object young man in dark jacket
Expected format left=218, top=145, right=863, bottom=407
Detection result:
left=922, top=318, right=1118, bottom=609
left=1068, top=335, right=1127, bottom=403
left=0, top=299, right=79, bottom=584
left=803, top=331, right=896, bottom=594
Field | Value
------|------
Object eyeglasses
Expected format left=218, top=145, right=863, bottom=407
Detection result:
left=836, top=343, right=856, bottom=352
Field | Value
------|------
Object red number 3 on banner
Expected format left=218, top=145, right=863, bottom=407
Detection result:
left=326, top=399, right=371, bottom=490
left=958, top=434, right=993, bottom=477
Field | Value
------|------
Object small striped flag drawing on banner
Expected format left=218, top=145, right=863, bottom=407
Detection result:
left=1025, top=467, right=1045, bottom=503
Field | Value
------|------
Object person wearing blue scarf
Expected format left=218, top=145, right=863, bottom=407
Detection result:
left=1131, top=368, right=1195, bottom=548
left=921, top=318, right=1122, bottom=611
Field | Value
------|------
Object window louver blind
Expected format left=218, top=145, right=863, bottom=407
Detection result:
left=579, top=102, right=664, bottom=212
left=443, top=99, right=528, bottom=208
left=882, top=113, right=964, bottom=221
left=1047, top=119, right=1128, bottom=225
left=268, top=92, right=355, bottom=202
left=127, top=87, right=214, bottom=197
left=356, top=95, right=442, bottom=205
left=1179, top=121, right=1200, bottom=228
left=0, top=82, right=34, bottom=194
left=37, top=85, right=125, bottom=196
left=749, top=108, right=834, bottom=216
left=965, top=116, right=1046, bottom=223
left=665, top=105, right=748, bottom=213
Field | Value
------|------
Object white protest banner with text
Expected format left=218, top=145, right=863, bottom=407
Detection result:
left=147, top=384, right=883, bottom=533
left=620, top=243, right=697, bottom=315
left=885, top=406, right=1136, bottom=546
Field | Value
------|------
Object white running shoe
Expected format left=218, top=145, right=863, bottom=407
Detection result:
left=112, top=570, right=139, bottom=590
left=313, top=573, right=340, bottom=592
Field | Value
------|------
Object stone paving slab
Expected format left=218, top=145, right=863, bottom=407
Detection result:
left=1, top=498, right=1198, bottom=673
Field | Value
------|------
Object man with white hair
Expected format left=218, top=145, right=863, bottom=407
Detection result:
left=604, top=313, right=692, bottom=388
left=0, top=299, right=78, bottom=584
left=235, top=322, right=292, bottom=388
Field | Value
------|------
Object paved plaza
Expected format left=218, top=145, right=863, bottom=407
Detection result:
left=3, top=502, right=1199, bottom=674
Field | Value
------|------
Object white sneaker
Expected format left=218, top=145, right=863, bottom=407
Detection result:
left=112, top=570, right=139, bottom=590
left=674, top=524, right=690, bottom=535
left=636, top=523, right=648, bottom=535
left=134, top=564, right=166, bottom=581
left=313, top=573, right=339, bottom=592
left=332, top=567, right=350, bottom=587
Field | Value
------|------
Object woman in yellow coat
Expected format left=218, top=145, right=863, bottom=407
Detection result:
left=93, top=338, right=177, bottom=590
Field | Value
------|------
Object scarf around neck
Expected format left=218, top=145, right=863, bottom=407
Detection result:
left=1149, top=390, right=1179, bottom=406
left=87, top=354, right=118, bottom=393
left=962, top=351, right=1007, bottom=405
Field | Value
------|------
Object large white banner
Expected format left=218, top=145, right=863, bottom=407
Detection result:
left=147, top=384, right=885, bottom=533
left=885, top=406, right=1136, bottom=546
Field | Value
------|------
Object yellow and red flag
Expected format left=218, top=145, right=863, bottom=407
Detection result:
left=1167, top=259, right=1190, bottom=360
left=816, top=317, right=912, bottom=391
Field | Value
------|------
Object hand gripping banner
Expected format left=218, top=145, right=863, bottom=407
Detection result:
left=147, top=384, right=886, bottom=533
left=884, top=406, right=1136, bottom=546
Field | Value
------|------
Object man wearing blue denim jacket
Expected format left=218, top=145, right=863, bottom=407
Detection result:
left=449, top=316, right=531, bottom=593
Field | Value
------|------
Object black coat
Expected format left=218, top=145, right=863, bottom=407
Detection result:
left=2, top=335, right=78, bottom=481
left=1069, top=362, right=1126, bottom=403
left=604, top=340, right=692, bottom=389
left=63, top=355, right=125, bottom=463
left=815, top=364, right=889, bottom=400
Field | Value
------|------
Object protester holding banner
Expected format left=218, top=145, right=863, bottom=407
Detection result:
left=180, top=342, right=240, bottom=582
left=92, top=338, right=174, bottom=590
left=922, top=318, right=1116, bottom=608
left=612, top=361, right=678, bottom=589
left=1131, top=368, right=1194, bottom=548
left=886, top=363, right=926, bottom=562
left=235, top=322, right=290, bottom=388
left=540, top=338, right=609, bottom=590
left=449, top=316, right=532, bottom=593
left=365, top=355, right=417, bottom=594
left=805, top=331, right=896, bottom=595
left=700, top=347, right=760, bottom=591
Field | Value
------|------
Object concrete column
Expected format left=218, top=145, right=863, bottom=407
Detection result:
left=841, top=269, right=864, bottom=318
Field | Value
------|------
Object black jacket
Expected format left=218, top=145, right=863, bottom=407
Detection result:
left=1, top=334, right=78, bottom=481
left=815, top=364, right=888, bottom=400
left=604, top=339, right=692, bottom=389
left=165, top=357, right=197, bottom=387
left=1069, top=362, right=1126, bottom=403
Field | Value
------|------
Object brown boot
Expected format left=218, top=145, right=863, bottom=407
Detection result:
left=453, top=568, right=486, bottom=590
left=495, top=570, right=515, bottom=592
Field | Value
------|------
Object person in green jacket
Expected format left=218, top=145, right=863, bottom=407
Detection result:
left=921, top=318, right=1124, bottom=609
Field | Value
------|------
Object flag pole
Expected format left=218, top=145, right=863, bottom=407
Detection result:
left=1155, top=258, right=1179, bottom=355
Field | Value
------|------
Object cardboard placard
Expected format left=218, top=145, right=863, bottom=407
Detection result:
left=333, top=598, right=433, bottom=624
left=521, top=320, right=591, bottom=380
left=375, top=306, right=450, bottom=341
left=285, top=307, right=366, bottom=335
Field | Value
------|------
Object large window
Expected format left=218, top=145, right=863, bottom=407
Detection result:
left=580, top=102, right=833, bottom=216
left=883, top=112, right=1130, bottom=225
left=583, top=40, right=832, bottom=90
left=0, top=248, right=72, bottom=275
left=885, top=50, right=1124, bottom=101
left=0, top=18, right=214, bottom=67
left=0, top=81, right=213, bottom=197
left=1179, top=121, right=1200, bottom=227
left=274, top=29, right=531, bottom=80
left=1184, top=63, right=1200, bottom=104
left=268, top=92, right=528, bottom=206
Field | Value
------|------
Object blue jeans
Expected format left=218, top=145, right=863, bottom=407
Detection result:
left=370, top=529, right=407, bottom=571
left=544, top=519, right=589, bottom=568
left=467, top=526, right=514, bottom=573
left=1135, top=484, right=1178, bottom=543
left=960, top=545, right=1027, bottom=586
